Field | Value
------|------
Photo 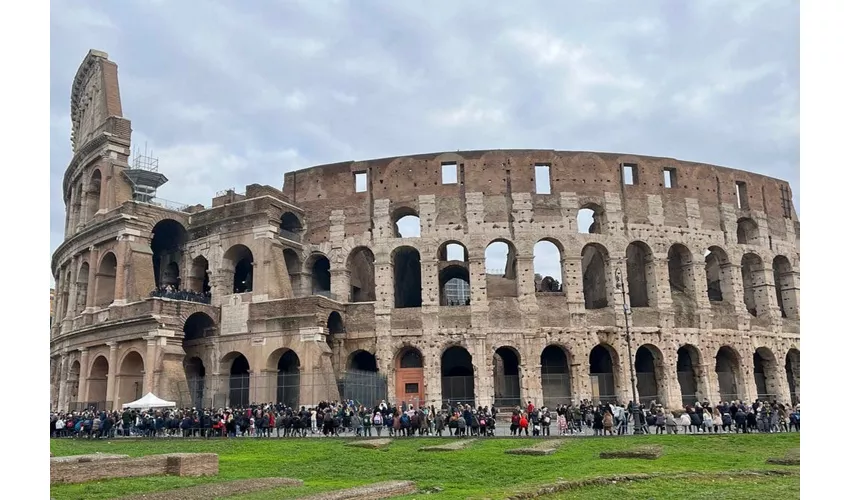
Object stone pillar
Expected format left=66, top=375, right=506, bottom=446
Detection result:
left=65, top=258, right=79, bottom=321
left=85, top=247, right=99, bottom=310
left=663, top=358, right=682, bottom=409
left=691, top=259, right=713, bottom=329
left=702, top=363, right=722, bottom=404
left=753, top=265, right=783, bottom=325
left=57, top=353, right=69, bottom=412
left=78, top=348, right=90, bottom=403
left=113, top=239, right=128, bottom=305
left=467, top=256, right=489, bottom=331
left=725, top=262, right=748, bottom=328
left=563, top=256, right=586, bottom=325
left=144, top=337, right=158, bottom=394
left=652, top=256, right=674, bottom=328
left=610, top=258, right=628, bottom=329
left=420, top=257, right=439, bottom=307
left=473, top=337, right=492, bottom=408
left=570, top=358, right=590, bottom=403
left=740, top=353, right=757, bottom=403
left=522, top=363, right=544, bottom=408
left=515, top=256, right=539, bottom=330
left=424, top=347, right=442, bottom=408
left=330, top=268, right=350, bottom=302
left=76, top=190, right=88, bottom=229
left=106, top=342, right=118, bottom=409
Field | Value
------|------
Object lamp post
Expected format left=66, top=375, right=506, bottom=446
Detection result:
left=614, top=268, right=644, bottom=435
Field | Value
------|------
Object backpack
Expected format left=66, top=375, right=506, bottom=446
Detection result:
left=400, top=414, right=410, bottom=427
left=373, top=414, right=383, bottom=425
left=479, top=418, right=487, bottom=427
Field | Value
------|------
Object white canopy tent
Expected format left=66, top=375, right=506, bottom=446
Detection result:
left=121, top=392, right=177, bottom=410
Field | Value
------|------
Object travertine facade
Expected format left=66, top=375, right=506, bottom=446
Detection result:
left=51, top=50, right=801, bottom=412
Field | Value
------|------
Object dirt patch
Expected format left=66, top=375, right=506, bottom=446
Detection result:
left=111, top=477, right=303, bottom=500
left=506, top=469, right=799, bottom=499
left=599, top=445, right=663, bottom=460
left=767, top=448, right=800, bottom=466
left=346, top=438, right=393, bottom=449
left=419, top=439, right=476, bottom=452
left=506, top=439, right=566, bottom=456
left=296, top=480, right=417, bottom=499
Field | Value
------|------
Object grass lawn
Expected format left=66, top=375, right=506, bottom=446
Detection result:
left=50, top=433, right=800, bottom=499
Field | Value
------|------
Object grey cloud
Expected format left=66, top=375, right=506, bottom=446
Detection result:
left=50, top=0, right=799, bottom=286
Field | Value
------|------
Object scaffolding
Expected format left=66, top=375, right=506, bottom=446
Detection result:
left=124, top=143, right=168, bottom=204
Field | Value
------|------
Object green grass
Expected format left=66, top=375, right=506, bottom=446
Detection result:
left=538, top=474, right=800, bottom=499
left=50, top=433, right=800, bottom=499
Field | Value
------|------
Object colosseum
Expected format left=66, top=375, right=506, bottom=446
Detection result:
left=51, top=50, right=801, bottom=413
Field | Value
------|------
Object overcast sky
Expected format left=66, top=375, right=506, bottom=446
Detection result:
left=50, top=0, right=800, bottom=287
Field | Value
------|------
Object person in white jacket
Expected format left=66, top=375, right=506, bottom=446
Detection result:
left=679, top=411, right=692, bottom=433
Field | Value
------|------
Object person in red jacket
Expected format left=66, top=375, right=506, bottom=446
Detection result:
left=526, top=401, right=535, bottom=415
left=519, top=413, right=530, bottom=436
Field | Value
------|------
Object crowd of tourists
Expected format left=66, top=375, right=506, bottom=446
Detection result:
left=50, top=398, right=799, bottom=439
left=149, top=285, right=211, bottom=304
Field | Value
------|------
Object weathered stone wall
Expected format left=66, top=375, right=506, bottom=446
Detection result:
left=50, top=453, right=218, bottom=485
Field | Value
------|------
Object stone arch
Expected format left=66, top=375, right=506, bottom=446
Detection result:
left=438, top=241, right=470, bottom=306
left=347, top=349, right=378, bottom=372
left=741, top=252, right=764, bottom=317
left=223, top=244, right=254, bottom=294
left=117, top=350, right=144, bottom=409
left=581, top=243, right=610, bottom=309
left=76, top=261, right=90, bottom=313
left=283, top=249, right=301, bottom=297
left=392, top=206, right=421, bottom=238
left=441, top=345, right=475, bottom=406
left=222, top=351, right=250, bottom=407
left=736, top=217, right=759, bottom=245
left=676, top=344, right=703, bottom=406
left=753, top=347, right=782, bottom=401
left=577, top=202, right=605, bottom=234
left=188, top=255, right=211, bottom=295
left=307, top=253, right=331, bottom=297
left=493, top=346, right=521, bottom=407
left=668, top=243, right=696, bottom=299
left=534, top=238, right=563, bottom=292
left=279, top=211, right=303, bottom=240
left=715, top=345, right=743, bottom=402
left=438, top=241, right=468, bottom=262
left=635, top=344, right=666, bottom=405
left=268, top=348, right=301, bottom=408
left=88, top=355, right=109, bottom=405
left=392, top=245, right=422, bottom=308
left=326, top=311, right=344, bottom=350
left=589, top=344, right=619, bottom=403
left=785, top=348, right=800, bottom=405
left=773, top=255, right=797, bottom=319
left=541, top=344, right=573, bottom=407
left=347, top=246, right=376, bottom=302
left=394, top=346, right=424, bottom=406
left=183, top=356, right=206, bottom=408
left=183, top=312, right=215, bottom=342
left=95, top=251, right=117, bottom=307
left=626, top=241, right=654, bottom=307
left=705, top=246, right=731, bottom=302
left=485, top=239, right=518, bottom=297
left=85, top=169, right=102, bottom=221
left=150, top=219, right=188, bottom=290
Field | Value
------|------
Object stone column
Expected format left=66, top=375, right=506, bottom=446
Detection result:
left=76, top=190, right=88, bottom=229
left=652, top=256, right=674, bottom=328
left=515, top=256, right=539, bottom=330
left=522, top=363, right=544, bottom=408
left=664, top=358, right=682, bottom=409
left=739, top=354, right=757, bottom=403
left=85, top=247, right=99, bottom=310
left=143, top=337, right=158, bottom=394
left=570, top=358, right=590, bottom=404
left=610, top=258, right=628, bottom=329
left=57, top=353, right=69, bottom=412
left=112, top=239, right=128, bottom=305
left=467, top=256, right=489, bottom=332
left=106, top=342, right=118, bottom=409
left=424, top=346, right=442, bottom=408
left=691, top=259, right=713, bottom=330
left=753, top=265, right=783, bottom=325
left=330, top=268, right=350, bottom=302
left=65, top=258, right=79, bottom=321
left=78, top=348, right=90, bottom=403
left=563, top=255, right=586, bottom=324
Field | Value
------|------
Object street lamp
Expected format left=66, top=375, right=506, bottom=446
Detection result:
left=614, top=268, right=644, bottom=435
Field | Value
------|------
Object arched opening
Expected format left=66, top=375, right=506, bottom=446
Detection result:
left=227, top=353, right=250, bottom=407
left=95, top=252, right=117, bottom=307
left=88, top=356, right=109, bottom=405
left=676, top=345, right=701, bottom=406
left=668, top=244, right=695, bottom=297
left=273, top=350, right=301, bottom=408
left=441, top=346, right=475, bottom=406
left=68, top=361, right=81, bottom=406
left=635, top=345, right=664, bottom=405
left=485, top=240, right=518, bottom=298
left=279, top=212, right=303, bottom=240
left=785, top=348, right=800, bottom=405
left=581, top=243, right=609, bottom=309
left=283, top=249, right=301, bottom=297
left=184, top=357, right=206, bottom=409
left=393, top=246, right=422, bottom=308
left=626, top=241, right=653, bottom=307
left=577, top=203, right=604, bottom=234
left=392, top=207, right=420, bottom=238
left=310, top=255, right=331, bottom=297
left=183, top=312, right=215, bottom=342
left=715, top=346, right=742, bottom=402
left=223, top=244, right=254, bottom=294
left=326, top=311, right=344, bottom=347
left=348, top=247, right=376, bottom=302
left=589, top=344, right=618, bottom=403
left=741, top=253, right=764, bottom=317
left=704, top=246, right=730, bottom=302
left=541, top=345, right=572, bottom=408
left=117, top=351, right=144, bottom=409
left=736, top=217, right=759, bottom=245
left=343, top=350, right=385, bottom=408
left=395, top=347, right=424, bottom=406
left=438, top=241, right=470, bottom=306
left=348, top=350, right=378, bottom=372
left=188, top=256, right=211, bottom=297
left=773, top=256, right=797, bottom=319
left=534, top=239, right=563, bottom=292
left=150, top=219, right=187, bottom=290
left=85, top=170, right=102, bottom=221
left=75, top=262, right=89, bottom=313
left=753, top=347, right=782, bottom=401
left=493, top=347, right=521, bottom=408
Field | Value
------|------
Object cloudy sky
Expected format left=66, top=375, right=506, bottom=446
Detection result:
left=50, top=0, right=799, bottom=287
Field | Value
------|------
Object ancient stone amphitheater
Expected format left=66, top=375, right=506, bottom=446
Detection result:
left=50, top=50, right=800, bottom=413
